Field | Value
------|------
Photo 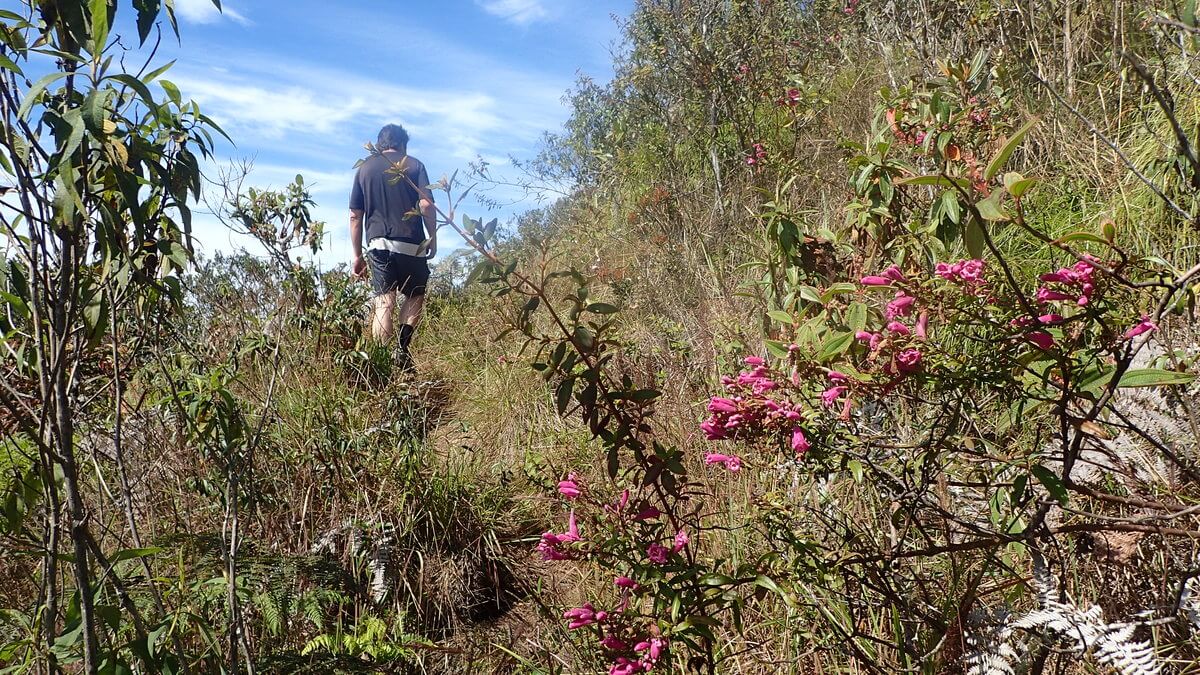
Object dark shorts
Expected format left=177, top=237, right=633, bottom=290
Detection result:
left=368, top=250, right=429, bottom=297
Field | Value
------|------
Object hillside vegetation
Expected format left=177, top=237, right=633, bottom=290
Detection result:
left=4, top=0, right=1200, bottom=673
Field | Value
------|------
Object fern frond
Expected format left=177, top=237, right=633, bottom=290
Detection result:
left=1180, top=570, right=1200, bottom=633
left=963, top=607, right=1019, bottom=675
left=1093, top=624, right=1160, bottom=675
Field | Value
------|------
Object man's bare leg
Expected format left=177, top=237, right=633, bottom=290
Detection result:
left=393, top=293, right=425, bottom=373
left=371, top=290, right=397, bottom=343
left=399, top=293, right=425, bottom=331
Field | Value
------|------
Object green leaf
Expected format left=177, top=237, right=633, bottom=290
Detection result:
left=555, top=378, right=573, bottom=415
left=985, top=118, right=1038, bottom=180
left=587, top=302, right=619, bottom=314
left=764, top=339, right=790, bottom=359
left=1030, top=464, right=1067, bottom=505
left=896, top=174, right=971, bottom=189
left=159, top=79, right=182, bottom=105
left=111, top=546, right=164, bottom=562
left=847, top=459, right=863, bottom=482
left=0, top=54, right=23, bottom=76
left=17, top=72, right=69, bottom=121
left=844, top=302, right=867, bottom=332
left=110, top=74, right=158, bottom=112
left=976, top=191, right=1009, bottom=222
left=1116, top=368, right=1196, bottom=388
left=134, top=0, right=162, bottom=45
left=90, top=0, right=111, bottom=57
left=963, top=216, right=985, bottom=259
left=767, top=310, right=794, bottom=325
left=1054, top=231, right=1108, bottom=245
left=797, top=285, right=822, bottom=305
left=817, top=331, right=853, bottom=363
left=82, top=88, right=111, bottom=135
left=573, top=325, right=594, bottom=350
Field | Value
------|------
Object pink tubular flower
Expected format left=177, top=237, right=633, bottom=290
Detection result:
left=915, top=311, right=929, bottom=339
left=614, top=576, right=639, bottom=590
left=563, top=603, right=607, bottom=629
left=886, top=321, right=910, bottom=335
left=609, top=658, right=645, bottom=675
left=703, top=452, right=742, bottom=472
left=886, top=293, right=916, bottom=319
left=672, top=529, right=689, bottom=552
left=699, top=419, right=727, bottom=440
left=958, top=259, right=984, bottom=281
left=1036, top=287, right=1075, bottom=304
left=646, top=543, right=670, bottom=565
left=860, top=275, right=892, bottom=287
left=1037, top=313, right=1065, bottom=325
left=600, top=635, right=629, bottom=652
left=821, top=385, right=847, bottom=408
left=934, top=262, right=956, bottom=281
left=881, top=265, right=908, bottom=283
left=895, top=348, right=922, bottom=373
left=557, top=473, right=582, bottom=499
left=707, top=396, right=738, bottom=413
left=791, top=427, right=811, bottom=455
left=536, top=511, right=582, bottom=561
left=1123, top=315, right=1158, bottom=340
left=635, top=506, right=661, bottom=521
left=743, top=356, right=764, bottom=366
left=1025, top=331, right=1055, bottom=350
left=855, top=330, right=876, bottom=343
left=828, top=370, right=848, bottom=381
left=635, top=637, right=667, bottom=666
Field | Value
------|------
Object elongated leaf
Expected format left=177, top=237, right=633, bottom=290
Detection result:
left=1117, top=368, right=1195, bottom=388
left=767, top=310, right=794, bottom=325
left=111, top=546, right=164, bottom=562
left=17, top=72, right=69, bottom=120
left=555, top=378, right=573, bottom=415
left=90, top=0, right=110, bottom=56
left=134, top=0, right=162, bottom=44
left=587, top=302, right=619, bottom=314
left=818, top=331, right=854, bottom=363
left=0, top=54, right=22, bottom=76
left=897, top=174, right=971, bottom=189
left=1030, top=464, right=1067, bottom=505
left=764, top=339, right=790, bottom=359
left=985, top=118, right=1038, bottom=180
left=964, top=216, right=985, bottom=259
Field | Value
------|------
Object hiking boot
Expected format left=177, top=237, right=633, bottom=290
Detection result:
left=394, top=347, right=417, bottom=375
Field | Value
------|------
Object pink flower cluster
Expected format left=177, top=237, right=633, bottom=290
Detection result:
left=700, top=356, right=812, bottom=462
left=856, top=265, right=926, bottom=376
left=608, top=636, right=667, bottom=674
left=777, top=88, right=802, bottom=107
left=746, top=143, right=768, bottom=166
left=935, top=258, right=987, bottom=294
left=537, top=511, right=582, bottom=561
left=646, top=529, right=689, bottom=565
left=1036, top=257, right=1097, bottom=308
left=562, top=579, right=670, bottom=674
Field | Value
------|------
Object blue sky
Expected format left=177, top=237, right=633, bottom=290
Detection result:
left=154, top=0, right=630, bottom=266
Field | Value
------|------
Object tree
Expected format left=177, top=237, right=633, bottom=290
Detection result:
left=0, top=1, right=221, bottom=671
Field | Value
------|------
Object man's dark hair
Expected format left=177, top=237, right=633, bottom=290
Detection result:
left=377, top=124, right=409, bottom=151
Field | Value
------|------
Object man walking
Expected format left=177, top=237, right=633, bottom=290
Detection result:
left=349, top=123, right=437, bottom=372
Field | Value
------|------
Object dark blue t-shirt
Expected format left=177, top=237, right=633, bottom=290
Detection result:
left=349, top=151, right=432, bottom=244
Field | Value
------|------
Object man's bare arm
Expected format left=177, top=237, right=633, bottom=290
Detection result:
left=419, top=198, right=437, bottom=259
left=350, top=209, right=366, bottom=277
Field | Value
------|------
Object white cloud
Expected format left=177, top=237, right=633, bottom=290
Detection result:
left=476, top=0, right=550, bottom=25
left=172, top=56, right=565, bottom=164
left=173, top=0, right=250, bottom=25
